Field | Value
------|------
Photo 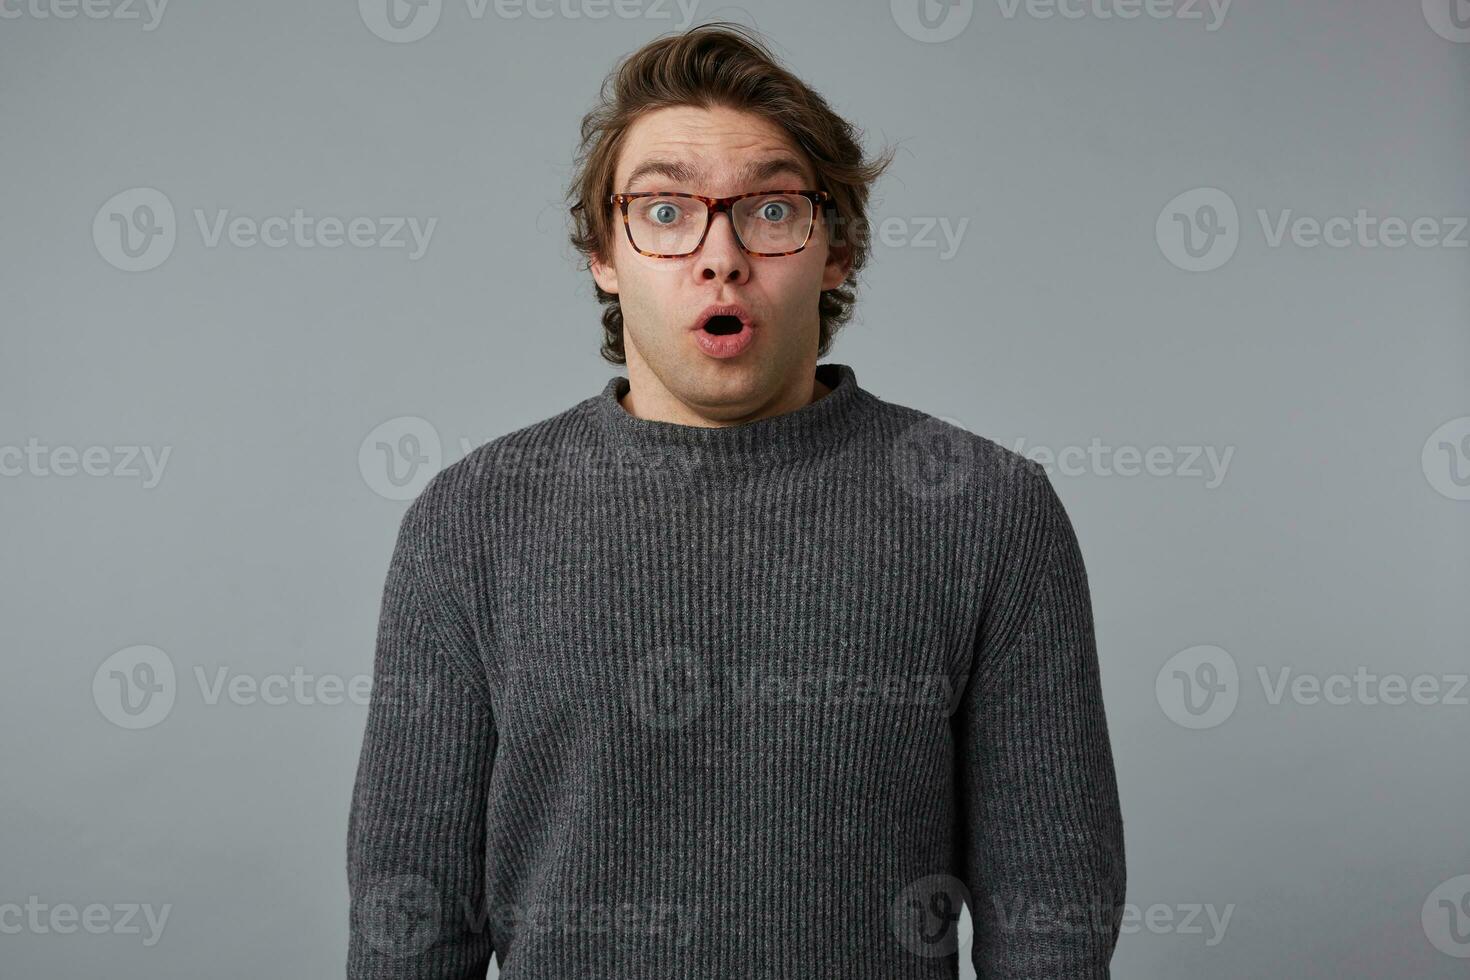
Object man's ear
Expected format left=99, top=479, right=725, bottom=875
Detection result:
left=590, top=248, right=619, bottom=295
left=821, top=240, right=852, bottom=291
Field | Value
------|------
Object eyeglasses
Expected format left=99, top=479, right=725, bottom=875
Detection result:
left=609, top=189, right=832, bottom=258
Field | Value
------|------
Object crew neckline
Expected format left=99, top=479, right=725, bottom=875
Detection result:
left=591, top=362, right=878, bottom=476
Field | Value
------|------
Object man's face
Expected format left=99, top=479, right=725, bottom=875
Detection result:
left=590, top=104, right=850, bottom=414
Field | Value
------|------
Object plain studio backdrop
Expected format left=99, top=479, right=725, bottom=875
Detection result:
left=2, top=1, right=1467, bottom=977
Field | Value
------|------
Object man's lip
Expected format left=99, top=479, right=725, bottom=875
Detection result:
left=690, top=304, right=755, bottom=332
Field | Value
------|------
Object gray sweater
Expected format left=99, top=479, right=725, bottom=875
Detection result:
left=346, top=362, right=1126, bottom=979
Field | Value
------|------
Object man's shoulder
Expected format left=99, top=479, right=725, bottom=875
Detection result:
left=867, top=393, right=1047, bottom=491
left=397, top=393, right=599, bottom=540
left=871, top=396, right=1081, bottom=627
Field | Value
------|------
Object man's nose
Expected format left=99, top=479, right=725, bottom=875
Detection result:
left=694, top=211, right=750, bottom=283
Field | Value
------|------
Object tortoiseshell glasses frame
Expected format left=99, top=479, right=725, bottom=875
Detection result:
left=609, top=189, right=834, bottom=258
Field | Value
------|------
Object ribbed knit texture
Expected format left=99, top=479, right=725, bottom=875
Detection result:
left=346, top=362, right=1126, bottom=979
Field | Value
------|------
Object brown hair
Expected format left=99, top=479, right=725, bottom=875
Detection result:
left=567, top=23, right=896, bottom=365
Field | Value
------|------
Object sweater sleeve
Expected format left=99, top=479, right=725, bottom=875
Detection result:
left=953, top=463, right=1127, bottom=978
left=347, top=496, right=497, bottom=979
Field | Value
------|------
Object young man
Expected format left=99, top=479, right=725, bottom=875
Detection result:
left=347, top=23, right=1126, bottom=979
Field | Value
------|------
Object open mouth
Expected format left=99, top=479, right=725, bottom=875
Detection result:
left=691, top=308, right=756, bottom=358
left=702, top=314, right=745, bottom=336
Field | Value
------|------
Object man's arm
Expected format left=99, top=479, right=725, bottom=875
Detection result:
left=347, top=493, right=497, bottom=978
left=954, top=463, right=1127, bottom=978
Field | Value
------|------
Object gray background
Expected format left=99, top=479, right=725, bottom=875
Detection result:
left=3, top=0, right=1467, bottom=976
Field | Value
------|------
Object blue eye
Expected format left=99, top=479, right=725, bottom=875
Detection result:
left=759, top=201, right=792, bottom=222
left=650, top=203, right=680, bottom=225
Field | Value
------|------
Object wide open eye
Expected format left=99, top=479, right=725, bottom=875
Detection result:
left=753, top=198, right=796, bottom=223
left=642, top=200, right=685, bottom=225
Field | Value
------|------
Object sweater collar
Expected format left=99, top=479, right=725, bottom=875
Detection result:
left=592, top=362, right=877, bottom=476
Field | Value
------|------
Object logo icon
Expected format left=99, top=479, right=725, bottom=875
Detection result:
left=1423, top=0, right=1470, bottom=43
left=1422, top=874, right=1470, bottom=958
left=890, top=873, right=972, bottom=957
left=1156, top=187, right=1239, bottom=272
left=1422, top=416, right=1470, bottom=501
left=359, top=416, right=443, bottom=501
left=627, top=645, right=711, bottom=729
left=358, top=874, right=442, bottom=957
left=93, top=188, right=176, bottom=272
left=892, top=0, right=975, bottom=42
left=1155, top=644, right=1238, bottom=729
left=359, top=0, right=442, bottom=42
left=93, top=645, right=177, bottom=729
left=892, top=415, right=976, bottom=500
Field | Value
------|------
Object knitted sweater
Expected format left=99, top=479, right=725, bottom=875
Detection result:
left=346, top=362, right=1126, bottom=979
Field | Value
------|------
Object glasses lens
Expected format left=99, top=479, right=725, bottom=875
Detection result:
left=626, top=195, right=707, bottom=256
left=733, top=193, right=815, bottom=254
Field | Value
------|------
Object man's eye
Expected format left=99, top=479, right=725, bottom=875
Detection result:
left=648, top=203, right=682, bottom=224
left=756, top=200, right=794, bottom=222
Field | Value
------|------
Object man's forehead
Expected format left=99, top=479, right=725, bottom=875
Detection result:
left=621, top=154, right=812, bottom=191
left=616, top=108, right=813, bottom=187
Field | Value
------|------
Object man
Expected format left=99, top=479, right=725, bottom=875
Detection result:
left=347, top=22, right=1126, bottom=979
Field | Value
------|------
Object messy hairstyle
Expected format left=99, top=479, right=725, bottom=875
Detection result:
left=567, top=23, right=896, bottom=365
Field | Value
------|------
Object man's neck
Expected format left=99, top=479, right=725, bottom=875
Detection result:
left=619, top=365, right=831, bottom=428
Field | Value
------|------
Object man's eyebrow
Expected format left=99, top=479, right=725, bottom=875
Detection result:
left=623, top=158, right=700, bottom=190
left=622, top=156, right=812, bottom=191
left=737, top=156, right=810, bottom=187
